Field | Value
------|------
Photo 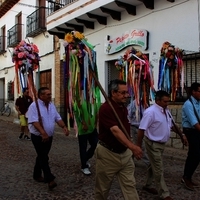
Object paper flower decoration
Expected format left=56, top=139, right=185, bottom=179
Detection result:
left=64, top=31, right=85, bottom=44
left=63, top=31, right=101, bottom=135
left=160, top=41, right=184, bottom=67
left=115, top=56, right=125, bottom=70
left=114, top=46, right=155, bottom=109
left=158, top=41, right=185, bottom=100
left=12, top=40, right=40, bottom=70
left=12, top=40, right=41, bottom=96
left=64, top=33, right=74, bottom=43
left=115, top=47, right=149, bottom=72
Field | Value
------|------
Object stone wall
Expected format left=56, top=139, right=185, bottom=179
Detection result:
left=167, top=103, right=188, bottom=150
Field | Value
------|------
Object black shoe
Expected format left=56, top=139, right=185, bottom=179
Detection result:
left=181, top=177, right=194, bottom=191
left=143, top=186, right=158, bottom=195
left=18, top=133, right=24, bottom=139
left=34, top=177, right=44, bottom=182
left=48, top=181, right=57, bottom=190
left=24, top=135, right=31, bottom=140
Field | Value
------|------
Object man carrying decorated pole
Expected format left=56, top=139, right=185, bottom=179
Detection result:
left=95, top=79, right=142, bottom=200
left=63, top=31, right=143, bottom=198
left=12, top=40, right=40, bottom=140
left=27, top=87, right=69, bottom=190
left=115, top=47, right=154, bottom=169
left=63, top=31, right=101, bottom=175
left=12, top=40, right=70, bottom=190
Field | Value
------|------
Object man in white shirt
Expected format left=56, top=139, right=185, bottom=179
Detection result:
left=28, top=87, right=69, bottom=190
left=137, top=90, right=188, bottom=200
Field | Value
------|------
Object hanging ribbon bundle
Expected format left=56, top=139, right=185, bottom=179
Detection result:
left=115, top=47, right=155, bottom=120
left=12, top=40, right=40, bottom=97
left=63, top=31, right=101, bottom=133
left=157, top=41, right=184, bottom=101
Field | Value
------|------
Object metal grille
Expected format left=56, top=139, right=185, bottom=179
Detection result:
left=7, top=24, right=22, bottom=47
left=26, top=7, right=47, bottom=37
left=47, top=0, right=78, bottom=15
left=183, top=53, right=200, bottom=87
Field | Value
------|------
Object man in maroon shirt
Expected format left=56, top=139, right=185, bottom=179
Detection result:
left=95, top=79, right=142, bottom=200
left=15, top=88, right=33, bottom=140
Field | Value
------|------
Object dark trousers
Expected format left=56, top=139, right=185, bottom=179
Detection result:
left=78, top=129, right=98, bottom=169
left=31, top=134, right=55, bottom=183
left=183, top=129, right=200, bottom=180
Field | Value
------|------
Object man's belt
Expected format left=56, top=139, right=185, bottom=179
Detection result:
left=144, top=136, right=166, bottom=144
left=131, top=125, right=139, bottom=128
left=99, top=140, right=126, bottom=154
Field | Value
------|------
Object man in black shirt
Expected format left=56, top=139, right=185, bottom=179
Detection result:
left=95, top=79, right=142, bottom=200
left=15, top=88, right=33, bottom=140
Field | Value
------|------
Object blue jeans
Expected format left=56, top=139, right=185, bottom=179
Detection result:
left=78, top=128, right=98, bottom=169
left=31, top=134, right=55, bottom=183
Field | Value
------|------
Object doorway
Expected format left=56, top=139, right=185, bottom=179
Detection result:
left=0, top=78, right=5, bottom=108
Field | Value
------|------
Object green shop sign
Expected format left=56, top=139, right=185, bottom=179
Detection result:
left=105, top=29, right=149, bottom=55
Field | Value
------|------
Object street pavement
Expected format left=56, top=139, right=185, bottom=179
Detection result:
left=0, top=115, right=200, bottom=200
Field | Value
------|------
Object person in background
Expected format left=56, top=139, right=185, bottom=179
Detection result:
left=137, top=90, right=188, bottom=200
left=27, top=87, right=69, bottom=190
left=127, top=99, right=150, bottom=167
left=74, top=100, right=99, bottom=175
left=15, top=88, right=32, bottom=140
left=95, top=79, right=142, bottom=200
left=78, top=116, right=98, bottom=175
left=182, top=82, right=200, bottom=190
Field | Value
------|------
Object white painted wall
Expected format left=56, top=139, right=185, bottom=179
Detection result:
left=80, top=0, right=199, bottom=93
left=52, top=0, right=198, bottom=98
left=0, top=0, right=56, bottom=100
left=47, top=0, right=140, bottom=30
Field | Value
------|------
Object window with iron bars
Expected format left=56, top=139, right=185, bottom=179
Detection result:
left=183, top=52, right=200, bottom=98
left=47, top=0, right=79, bottom=15
left=7, top=81, right=14, bottom=101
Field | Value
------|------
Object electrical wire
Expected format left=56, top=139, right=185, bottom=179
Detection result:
left=17, top=2, right=40, bottom=8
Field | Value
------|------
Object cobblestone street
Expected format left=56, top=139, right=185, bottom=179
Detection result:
left=1, top=116, right=200, bottom=200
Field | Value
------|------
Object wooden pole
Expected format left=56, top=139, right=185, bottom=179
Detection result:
left=29, top=69, right=43, bottom=127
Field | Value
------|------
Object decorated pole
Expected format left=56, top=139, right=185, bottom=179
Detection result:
left=63, top=31, right=101, bottom=132
left=63, top=31, right=131, bottom=140
left=114, top=47, right=155, bottom=122
left=12, top=40, right=42, bottom=124
left=158, top=41, right=184, bottom=101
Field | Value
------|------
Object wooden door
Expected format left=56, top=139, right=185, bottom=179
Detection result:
left=39, top=70, right=52, bottom=92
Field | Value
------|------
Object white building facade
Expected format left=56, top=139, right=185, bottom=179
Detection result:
left=47, top=0, right=200, bottom=99
left=0, top=0, right=57, bottom=113
left=1, top=0, right=200, bottom=116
